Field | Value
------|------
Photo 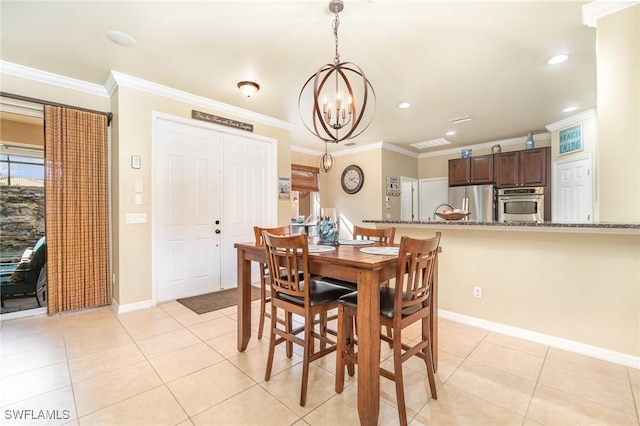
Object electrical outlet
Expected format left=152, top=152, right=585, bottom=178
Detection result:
left=473, top=286, right=482, bottom=299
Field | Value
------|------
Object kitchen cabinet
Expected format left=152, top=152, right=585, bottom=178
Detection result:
left=494, top=147, right=549, bottom=188
left=448, top=154, right=494, bottom=186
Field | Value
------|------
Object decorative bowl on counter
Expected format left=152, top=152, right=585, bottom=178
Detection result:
left=435, top=211, right=471, bottom=221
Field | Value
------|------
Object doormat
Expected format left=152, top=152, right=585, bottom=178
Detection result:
left=177, top=286, right=261, bottom=315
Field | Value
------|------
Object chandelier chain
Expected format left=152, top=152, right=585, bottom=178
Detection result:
left=332, top=11, right=340, bottom=65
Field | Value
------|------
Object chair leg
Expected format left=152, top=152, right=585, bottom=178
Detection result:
left=422, top=317, right=438, bottom=399
left=285, top=312, right=293, bottom=358
left=345, top=312, right=355, bottom=377
left=335, top=304, right=346, bottom=394
left=393, top=329, right=408, bottom=426
left=264, top=305, right=278, bottom=382
left=300, top=317, right=313, bottom=407
left=319, top=311, right=327, bottom=351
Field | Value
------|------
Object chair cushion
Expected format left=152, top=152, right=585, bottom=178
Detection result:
left=319, top=277, right=357, bottom=291
left=276, top=278, right=353, bottom=307
left=338, top=287, right=422, bottom=319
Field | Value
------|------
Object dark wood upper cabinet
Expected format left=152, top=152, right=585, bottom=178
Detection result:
left=449, top=154, right=494, bottom=186
left=470, top=155, right=494, bottom=184
left=494, top=147, right=549, bottom=188
left=448, top=158, right=470, bottom=186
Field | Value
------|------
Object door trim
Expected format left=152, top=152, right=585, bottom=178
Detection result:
left=151, top=111, right=277, bottom=305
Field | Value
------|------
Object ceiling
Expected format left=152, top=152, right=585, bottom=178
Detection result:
left=0, top=0, right=597, bottom=155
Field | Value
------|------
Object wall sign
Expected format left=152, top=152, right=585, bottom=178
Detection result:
left=191, top=110, right=253, bottom=132
left=559, top=123, right=583, bottom=155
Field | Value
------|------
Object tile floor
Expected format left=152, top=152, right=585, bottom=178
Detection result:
left=1, top=300, right=638, bottom=425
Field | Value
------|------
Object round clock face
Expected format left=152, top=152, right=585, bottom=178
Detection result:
left=341, top=165, right=364, bottom=194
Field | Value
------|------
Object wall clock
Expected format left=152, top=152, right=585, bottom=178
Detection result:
left=341, top=165, right=364, bottom=194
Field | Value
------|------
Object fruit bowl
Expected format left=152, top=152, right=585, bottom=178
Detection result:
left=435, top=211, right=471, bottom=221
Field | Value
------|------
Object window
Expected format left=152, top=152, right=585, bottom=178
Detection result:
left=0, top=154, right=44, bottom=186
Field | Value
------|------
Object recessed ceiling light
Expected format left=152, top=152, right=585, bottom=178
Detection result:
left=562, top=106, right=579, bottom=113
left=106, top=31, right=136, bottom=47
left=547, top=54, right=569, bottom=65
left=398, top=102, right=411, bottom=109
left=445, top=131, right=456, bottom=136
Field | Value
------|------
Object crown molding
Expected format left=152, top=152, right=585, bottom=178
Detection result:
left=418, top=132, right=552, bottom=158
left=583, top=1, right=640, bottom=27
left=0, top=61, right=109, bottom=98
left=108, top=71, right=294, bottom=131
left=546, top=109, right=597, bottom=131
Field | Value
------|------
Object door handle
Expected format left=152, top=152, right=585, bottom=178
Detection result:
left=215, top=229, right=221, bottom=234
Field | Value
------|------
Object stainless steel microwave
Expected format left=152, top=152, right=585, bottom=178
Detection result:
left=497, top=187, right=544, bottom=222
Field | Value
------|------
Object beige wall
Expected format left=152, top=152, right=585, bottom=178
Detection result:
left=392, top=224, right=640, bottom=357
left=320, top=149, right=382, bottom=238
left=597, top=5, right=640, bottom=222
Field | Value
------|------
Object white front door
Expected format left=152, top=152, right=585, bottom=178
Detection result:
left=554, top=157, right=592, bottom=223
left=155, top=117, right=222, bottom=302
left=221, top=132, right=274, bottom=288
left=154, top=114, right=276, bottom=302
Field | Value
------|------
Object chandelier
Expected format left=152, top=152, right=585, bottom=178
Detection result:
left=298, top=0, right=376, bottom=144
left=318, top=142, right=334, bottom=172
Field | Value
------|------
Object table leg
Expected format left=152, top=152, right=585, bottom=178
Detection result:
left=356, top=270, right=380, bottom=426
left=237, top=248, right=252, bottom=352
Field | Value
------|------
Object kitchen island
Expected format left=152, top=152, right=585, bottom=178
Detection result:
left=364, top=219, right=640, bottom=367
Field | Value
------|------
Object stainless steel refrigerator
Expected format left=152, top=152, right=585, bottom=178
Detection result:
left=448, top=184, right=495, bottom=221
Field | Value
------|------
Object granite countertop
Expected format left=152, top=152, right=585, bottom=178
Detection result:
left=363, top=219, right=640, bottom=231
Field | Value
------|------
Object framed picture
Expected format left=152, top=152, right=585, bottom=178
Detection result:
left=278, top=177, right=291, bottom=199
left=559, top=123, right=583, bottom=155
left=461, top=149, right=472, bottom=158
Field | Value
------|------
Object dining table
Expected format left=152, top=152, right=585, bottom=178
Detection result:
left=235, top=239, right=440, bottom=426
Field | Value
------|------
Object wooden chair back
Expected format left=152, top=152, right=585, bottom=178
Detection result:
left=262, top=231, right=310, bottom=300
left=352, top=225, right=396, bottom=243
left=394, top=232, right=441, bottom=318
left=253, top=225, right=292, bottom=244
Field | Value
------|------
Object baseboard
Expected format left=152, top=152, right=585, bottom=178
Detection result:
left=439, top=309, right=640, bottom=369
left=110, top=298, right=155, bottom=314
left=0, top=306, right=47, bottom=321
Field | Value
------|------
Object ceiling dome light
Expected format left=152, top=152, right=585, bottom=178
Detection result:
left=398, top=102, right=411, bottom=109
left=237, top=81, right=260, bottom=97
left=547, top=54, right=569, bottom=65
left=106, top=31, right=136, bottom=47
left=445, top=130, right=456, bottom=136
left=562, top=106, right=579, bottom=113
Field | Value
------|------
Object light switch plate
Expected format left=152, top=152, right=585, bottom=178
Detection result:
left=131, top=155, right=141, bottom=169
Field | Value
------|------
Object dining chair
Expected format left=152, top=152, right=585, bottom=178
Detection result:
left=262, top=231, right=352, bottom=407
left=353, top=225, right=396, bottom=243
left=334, top=232, right=441, bottom=426
left=253, top=225, right=292, bottom=340
left=323, top=225, right=398, bottom=292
